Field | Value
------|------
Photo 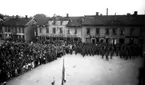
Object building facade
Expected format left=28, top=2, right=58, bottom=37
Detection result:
left=1, top=16, right=36, bottom=41
left=66, top=17, right=83, bottom=42
left=37, top=15, right=70, bottom=41
left=35, top=12, right=145, bottom=45
left=81, top=12, right=144, bottom=45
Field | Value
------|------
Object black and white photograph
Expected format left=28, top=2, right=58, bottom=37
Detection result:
left=0, top=0, right=145, bottom=85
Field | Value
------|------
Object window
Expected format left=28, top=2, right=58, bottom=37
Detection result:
left=39, top=27, right=42, bottom=33
left=46, top=27, right=49, bottom=33
left=96, top=28, right=100, bottom=35
left=74, top=29, right=77, bottom=34
left=22, top=35, right=24, bottom=39
left=112, top=28, right=117, bottom=35
left=22, top=28, right=24, bottom=33
left=67, top=29, right=70, bottom=34
left=19, top=27, right=21, bottom=33
left=15, top=28, right=17, bottom=33
left=61, top=21, right=63, bottom=25
left=105, top=28, right=109, bottom=35
left=17, top=27, right=19, bottom=33
left=86, top=28, right=90, bottom=35
left=60, top=28, right=63, bottom=34
left=120, top=28, right=125, bottom=35
left=17, top=27, right=20, bottom=33
left=130, top=28, right=134, bottom=35
left=53, top=28, right=56, bottom=34
left=119, top=38, right=125, bottom=44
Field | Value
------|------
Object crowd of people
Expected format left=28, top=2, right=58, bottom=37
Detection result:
left=0, top=39, right=143, bottom=84
left=0, top=40, right=67, bottom=84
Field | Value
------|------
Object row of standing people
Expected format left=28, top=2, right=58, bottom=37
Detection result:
left=72, top=43, right=142, bottom=61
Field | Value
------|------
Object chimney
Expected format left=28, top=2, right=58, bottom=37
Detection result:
left=96, top=12, right=99, bottom=16
left=106, top=8, right=108, bottom=15
left=25, top=15, right=28, bottom=19
left=66, top=13, right=69, bottom=17
left=16, top=15, right=19, bottom=18
left=133, top=11, right=138, bottom=15
left=53, top=14, right=56, bottom=17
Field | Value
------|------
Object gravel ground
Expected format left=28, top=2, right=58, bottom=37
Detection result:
left=6, top=54, right=143, bottom=85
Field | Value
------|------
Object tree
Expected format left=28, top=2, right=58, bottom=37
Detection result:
left=0, top=13, right=3, bottom=19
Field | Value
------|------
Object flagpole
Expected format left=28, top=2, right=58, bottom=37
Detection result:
left=61, top=57, right=65, bottom=85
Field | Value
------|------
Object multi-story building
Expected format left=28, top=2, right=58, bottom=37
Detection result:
left=35, top=16, right=49, bottom=40
left=2, top=15, right=37, bottom=41
left=66, top=17, right=83, bottom=41
left=47, top=16, right=69, bottom=40
left=81, top=11, right=145, bottom=45
left=37, top=15, right=70, bottom=41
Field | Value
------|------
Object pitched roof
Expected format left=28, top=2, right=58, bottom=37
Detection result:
left=67, top=17, right=83, bottom=27
left=34, top=17, right=49, bottom=25
left=82, top=15, right=145, bottom=26
left=83, top=16, right=105, bottom=26
left=3, top=18, right=32, bottom=26
left=49, top=16, right=69, bottom=21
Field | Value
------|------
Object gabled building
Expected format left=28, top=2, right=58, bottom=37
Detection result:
left=2, top=15, right=36, bottom=41
left=25, top=17, right=37, bottom=41
left=66, top=17, right=83, bottom=42
left=36, top=14, right=70, bottom=41
left=36, top=14, right=84, bottom=42
left=35, top=15, right=49, bottom=40
left=47, top=15, right=69, bottom=41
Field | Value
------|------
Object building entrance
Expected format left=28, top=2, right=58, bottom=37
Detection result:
left=119, top=38, right=125, bottom=44
left=91, top=38, right=96, bottom=44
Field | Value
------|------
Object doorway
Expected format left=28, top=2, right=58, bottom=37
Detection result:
left=91, top=38, right=96, bottom=44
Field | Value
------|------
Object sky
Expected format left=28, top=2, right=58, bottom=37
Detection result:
left=0, top=0, right=145, bottom=17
